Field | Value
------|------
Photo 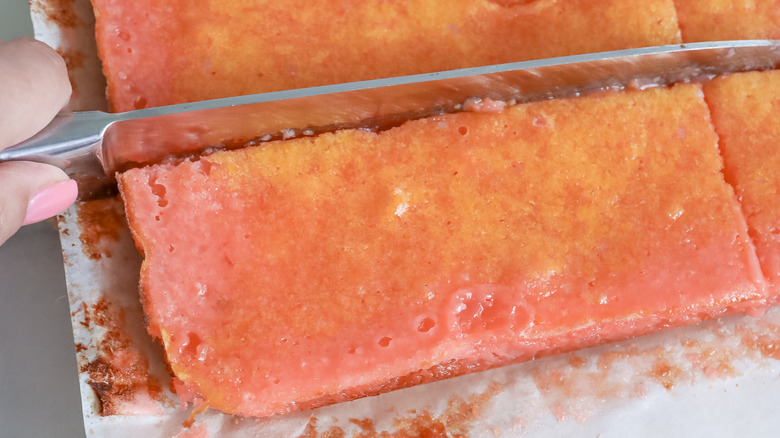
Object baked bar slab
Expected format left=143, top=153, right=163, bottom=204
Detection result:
left=119, top=84, right=769, bottom=417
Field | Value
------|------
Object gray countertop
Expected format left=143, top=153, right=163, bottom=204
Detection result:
left=0, top=3, right=86, bottom=437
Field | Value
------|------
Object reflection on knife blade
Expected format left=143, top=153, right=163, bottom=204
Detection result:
left=1, top=40, right=779, bottom=200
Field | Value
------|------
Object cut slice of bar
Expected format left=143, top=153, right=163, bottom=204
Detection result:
left=704, top=70, right=780, bottom=294
left=119, top=84, right=769, bottom=418
left=90, top=0, right=681, bottom=111
left=674, top=0, right=780, bottom=42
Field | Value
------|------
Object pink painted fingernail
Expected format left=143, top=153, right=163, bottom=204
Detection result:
left=23, top=179, right=78, bottom=225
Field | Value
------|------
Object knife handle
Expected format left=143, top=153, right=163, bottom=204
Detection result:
left=0, top=111, right=118, bottom=199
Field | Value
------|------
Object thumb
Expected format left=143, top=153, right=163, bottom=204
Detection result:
left=0, top=161, right=77, bottom=245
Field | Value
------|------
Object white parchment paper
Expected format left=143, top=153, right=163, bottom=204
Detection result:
left=37, top=1, right=780, bottom=436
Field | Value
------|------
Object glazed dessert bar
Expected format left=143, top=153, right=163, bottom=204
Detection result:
left=703, top=70, right=780, bottom=294
left=118, top=84, right=771, bottom=417
left=675, top=0, right=780, bottom=42
left=90, top=0, right=681, bottom=111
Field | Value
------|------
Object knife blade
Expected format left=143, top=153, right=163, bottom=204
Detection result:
left=2, top=40, right=779, bottom=200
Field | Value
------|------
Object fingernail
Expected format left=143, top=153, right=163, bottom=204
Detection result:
left=23, top=179, right=78, bottom=225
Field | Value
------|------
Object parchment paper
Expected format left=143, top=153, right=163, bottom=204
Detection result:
left=37, top=1, right=780, bottom=436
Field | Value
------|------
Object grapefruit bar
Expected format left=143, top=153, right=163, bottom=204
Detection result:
left=118, top=84, right=770, bottom=417
left=90, top=0, right=680, bottom=111
left=704, top=70, right=780, bottom=294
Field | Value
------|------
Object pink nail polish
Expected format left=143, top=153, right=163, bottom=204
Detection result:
left=23, top=180, right=78, bottom=225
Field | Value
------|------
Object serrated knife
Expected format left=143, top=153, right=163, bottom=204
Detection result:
left=1, top=40, right=778, bottom=200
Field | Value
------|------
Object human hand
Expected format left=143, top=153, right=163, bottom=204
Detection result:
left=0, top=38, right=78, bottom=245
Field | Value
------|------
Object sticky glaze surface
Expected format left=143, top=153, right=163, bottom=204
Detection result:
left=119, top=84, right=769, bottom=417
